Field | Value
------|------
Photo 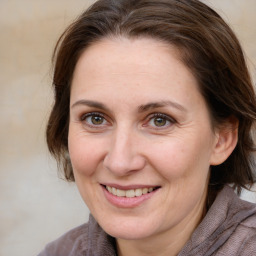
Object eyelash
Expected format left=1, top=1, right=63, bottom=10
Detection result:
left=79, top=112, right=176, bottom=129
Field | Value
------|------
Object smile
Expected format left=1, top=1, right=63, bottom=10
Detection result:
left=105, top=185, right=159, bottom=198
left=102, top=184, right=160, bottom=208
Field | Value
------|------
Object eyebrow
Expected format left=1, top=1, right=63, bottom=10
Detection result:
left=138, top=101, right=187, bottom=113
left=71, top=99, right=187, bottom=113
left=71, top=99, right=110, bottom=111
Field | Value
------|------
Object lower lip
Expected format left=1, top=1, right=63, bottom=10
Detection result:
left=102, top=186, right=159, bottom=208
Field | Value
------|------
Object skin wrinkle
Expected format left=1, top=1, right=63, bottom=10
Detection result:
left=68, top=37, right=236, bottom=256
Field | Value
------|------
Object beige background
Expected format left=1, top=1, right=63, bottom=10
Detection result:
left=0, top=1, right=255, bottom=255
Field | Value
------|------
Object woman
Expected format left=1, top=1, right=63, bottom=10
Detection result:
left=39, top=0, right=256, bottom=255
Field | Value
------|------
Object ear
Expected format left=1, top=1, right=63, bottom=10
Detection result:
left=210, top=116, right=238, bottom=166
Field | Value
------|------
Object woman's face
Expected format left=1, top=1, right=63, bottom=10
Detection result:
left=68, top=38, right=219, bottom=241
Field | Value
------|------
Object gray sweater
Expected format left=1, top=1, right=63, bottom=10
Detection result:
left=38, top=186, right=256, bottom=256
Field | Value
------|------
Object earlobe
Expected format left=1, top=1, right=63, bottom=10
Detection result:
left=210, top=118, right=238, bottom=166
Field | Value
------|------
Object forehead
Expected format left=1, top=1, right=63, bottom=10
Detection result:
left=76, top=37, right=180, bottom=70
left=70, top=37, right=201, bottom=108
left=72, top=37, right=197, bottom=83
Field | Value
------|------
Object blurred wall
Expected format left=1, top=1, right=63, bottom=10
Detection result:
left=0, top=1, right=255, bottom=255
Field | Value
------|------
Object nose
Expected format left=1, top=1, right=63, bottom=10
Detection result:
left=103, top=128, right=146, bottom=176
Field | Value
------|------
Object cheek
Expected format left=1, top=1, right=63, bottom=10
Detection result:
left=147, top=136, right=213, bottom=180
left=68, top=132, right=105, bottom=177
left=147, top=143, right=188, bottom=179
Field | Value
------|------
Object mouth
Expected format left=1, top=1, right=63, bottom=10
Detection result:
left=102, top=185, right=160, bottom=198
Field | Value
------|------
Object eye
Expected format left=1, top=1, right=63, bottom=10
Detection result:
left=146, top=113, right=175, bottom=129
left=151, top=117, right=168, bottom=127
left=81, top=112, right=108, bottom=127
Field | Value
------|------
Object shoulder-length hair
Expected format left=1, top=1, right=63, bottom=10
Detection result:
left=46, top=0, right=256, bottom=200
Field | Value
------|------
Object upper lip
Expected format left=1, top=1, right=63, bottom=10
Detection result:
left=101, top=183, right=161, bottom=190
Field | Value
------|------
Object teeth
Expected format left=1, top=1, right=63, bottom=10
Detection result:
left=107, top=186, right=112, bottom=193
left=112, top=187, right=117, bottom=196
left=135, top=188, right=142, bottom=197
left=126, top=189, right=135, bottom=198
left=106, top=186, right=156, bottom=198
left=142, top=188, right=148, bottom=194
left=116, top=189, right=126, bottom=197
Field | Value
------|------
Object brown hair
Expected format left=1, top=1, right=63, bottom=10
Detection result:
left=47, top=0, right=256, bottom=198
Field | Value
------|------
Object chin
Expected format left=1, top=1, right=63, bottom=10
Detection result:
left=97, top=215, right=159, bottom=240
left=106, top=228, right=153, bottom=240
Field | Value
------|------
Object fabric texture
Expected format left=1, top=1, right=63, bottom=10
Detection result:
left=38, top=186, right=256, bottom=256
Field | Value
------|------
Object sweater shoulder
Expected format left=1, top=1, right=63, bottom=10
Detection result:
left=228, top=189, right=256, bottom=228
left=37, top=223, right=89, bottom=256
left=214, top=192, right=256, bottom=255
